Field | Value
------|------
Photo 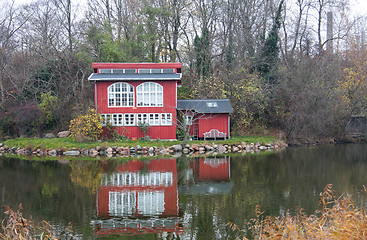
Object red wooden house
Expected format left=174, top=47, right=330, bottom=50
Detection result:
left=88, top=62, right=182, bottom=140
left=177, top=99, right=233, bottom=140
left=88, top=62, right=233, bottom=140
left=94, top=158, right=183, bottom=236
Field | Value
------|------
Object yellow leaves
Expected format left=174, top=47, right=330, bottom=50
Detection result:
left=338, top=63, right=367, bottom=112
left=69, top=108, right=103, bottom=142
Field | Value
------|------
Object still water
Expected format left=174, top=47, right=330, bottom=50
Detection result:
left=1, top=143, right=367, bottom=239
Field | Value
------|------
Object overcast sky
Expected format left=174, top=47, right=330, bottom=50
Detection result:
left=10, top=0, right=367, bottom=17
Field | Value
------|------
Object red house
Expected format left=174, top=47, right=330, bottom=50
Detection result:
left=88, top=63, right=182, bottom=140
left=94, top=158, right=183, bottom=236
left=177, top=99, right=233, bottom=140
left=88, top=62, right=233, bottom=140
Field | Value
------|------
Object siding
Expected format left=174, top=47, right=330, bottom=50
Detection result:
left=198, top=114, right=229, bottom=138
left=95, top=80, right=177, bottom=139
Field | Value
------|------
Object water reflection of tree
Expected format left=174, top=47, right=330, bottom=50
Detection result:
left=70, top=160, right=103, bottom=193
left=178, top=146, right=367, bottom=239
left=0, top=157, right=97, bottom=238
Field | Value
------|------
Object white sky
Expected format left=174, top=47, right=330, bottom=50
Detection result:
left=350, top=0, right=367, bottom=17
left=11, top=0, right=367, bottom=17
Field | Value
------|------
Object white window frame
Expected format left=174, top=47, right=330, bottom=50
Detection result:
left=136, top=82, right=163, bottom=107
left=185, top=115, right=193, bottom=126
left=161, top=113, right=172, bottom=126
left=149, top=113, right=160, bottom=126
left=101, top=113, right=123, bottom=126
left=101, top=114, right=112, bottom=126
left=124, top=113, right=135, bottom=126
left=137, top=113, right=148, bottom=125
left=108, top=82, right=134, bottom=107
left=112, top=114, right=123, bottom=126
left=138, top=68, right=175, bottom=74
left=207, top=102, right=218, bottom=108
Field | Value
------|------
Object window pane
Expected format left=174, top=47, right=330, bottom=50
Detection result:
left=157, top=93, right=163, bottom=105
left=151, top=93, right=156, bottom=106
left=167, top=114, right=172, bottom=125
left=129, top=93, right=134, bottom=106
left=144, top=93, right=149, bottom=106
left=125, top=69, right=136, bottom=74
left=137, top=93, right=143, bottom=106
left=109, top=93, right=115, bottom=106
left=115, top=83, right=120, bottom=92
left=121, top=83, right=127, bottom=92
left=144, top=83, right=149, bottom=91
left=139, top=69, right=150, bottom=74
left=151, top=69, right=161, bottom=74
left=113, top=69, right=123, bottom=74
left=115, top=93, right=121, bottom=106
left=162, top=68, right=174, bottom=73
left=100, top=69, right=111, bottom=73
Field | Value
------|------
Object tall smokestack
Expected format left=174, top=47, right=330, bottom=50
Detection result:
left=327, top=11, right=333, bottom=53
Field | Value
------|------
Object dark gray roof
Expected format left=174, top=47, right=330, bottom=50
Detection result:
left=88, top=73, right=182, bottom=81
left=177, top=99, right=233, bottom=114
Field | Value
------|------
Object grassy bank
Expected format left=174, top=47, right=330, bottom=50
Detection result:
left=1, top=136, right=281, bottom=151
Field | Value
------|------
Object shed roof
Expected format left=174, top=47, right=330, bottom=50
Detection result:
left=88, top=73, right=182, bottom=81
left=177, top=99, right=233, bottom=114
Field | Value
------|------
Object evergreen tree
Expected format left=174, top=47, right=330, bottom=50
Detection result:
left=257, top=0, right=284, bottom=84
left=194, top=27, right=211, bottom=78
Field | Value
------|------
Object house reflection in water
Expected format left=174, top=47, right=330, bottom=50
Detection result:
left=92, top=159, right=183, bottom=236
left=179, top=157, right=233, bottom=195
left=91, top=156, right=232, bottom=237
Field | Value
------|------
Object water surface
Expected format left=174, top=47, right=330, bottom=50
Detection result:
left=1, top=143, right=367, bottom=239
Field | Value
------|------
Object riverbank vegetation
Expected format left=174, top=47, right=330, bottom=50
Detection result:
left=1, top=0, right=367, bottom=145
left=0, top=204, right=73, bottom=239
left=228, top=184, right=367, bottom=239
left=1, top=135, right=279, bottom=150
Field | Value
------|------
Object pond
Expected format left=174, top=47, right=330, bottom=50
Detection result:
left=1, top=143, right=367, bottom=239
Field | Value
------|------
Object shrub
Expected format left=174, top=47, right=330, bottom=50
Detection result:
left=138, top=121, right=151, bottom=137
left=69, top=108, right=103, bottom=142
left=39, top=92, right=60, bottom=130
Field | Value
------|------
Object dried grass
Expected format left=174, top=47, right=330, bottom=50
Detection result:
left=228, top=184, right=367, bottom=239
left=0, top=204, right=73, bottom=240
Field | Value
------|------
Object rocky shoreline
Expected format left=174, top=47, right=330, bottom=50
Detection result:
left=0, top=141, right=287, bottom=157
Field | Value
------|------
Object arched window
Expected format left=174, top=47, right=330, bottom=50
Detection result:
left=108, top=82, right=134, bottom=107
left=136, top=82, right=163, bottom=107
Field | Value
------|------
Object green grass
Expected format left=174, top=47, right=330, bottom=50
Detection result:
left=2, top=136, right=282, bottom=151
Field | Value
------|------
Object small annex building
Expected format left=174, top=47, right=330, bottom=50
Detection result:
left=88, top=62, right=232, bottom=140
left=177, top=99, right=233, bottom=140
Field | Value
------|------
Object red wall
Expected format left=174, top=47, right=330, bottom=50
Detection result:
left=95, top=80, right=177, bottom=139
left=190, top=157, right=230, bottom=181
left=198, top=114, right=229, bottom=138
left=97, top=159, right=178, bottom=218
left=198, top=158, right=230, bottom=181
